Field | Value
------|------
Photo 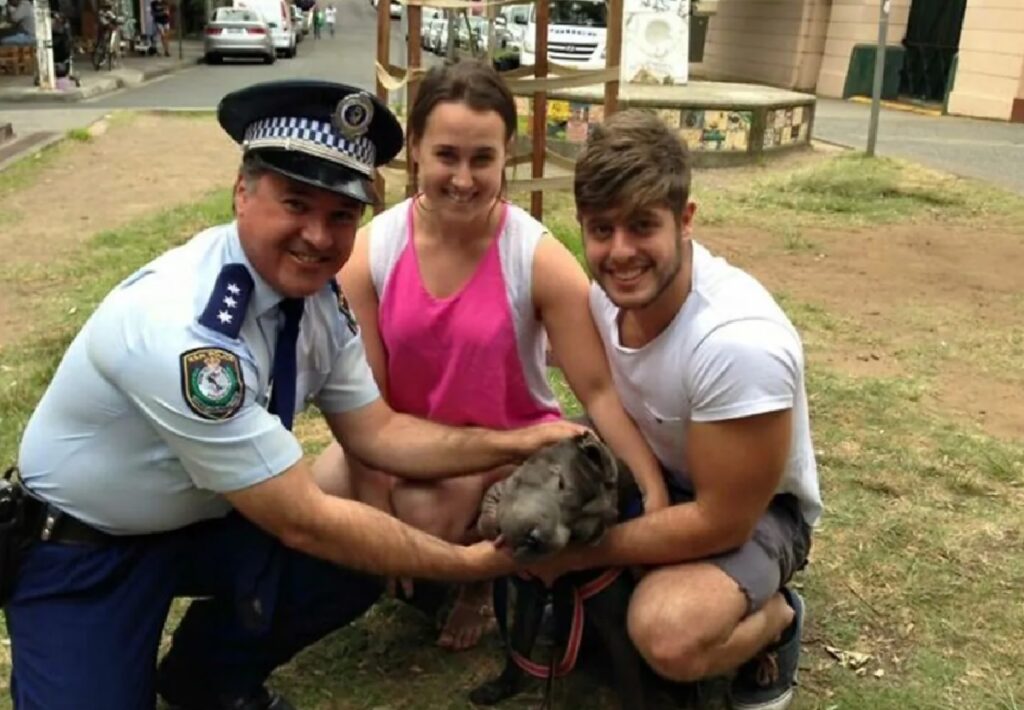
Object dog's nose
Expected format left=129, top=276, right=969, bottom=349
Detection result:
left=524, top=529, right=545, bottom=551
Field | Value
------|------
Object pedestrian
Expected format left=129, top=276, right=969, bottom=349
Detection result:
left=313, top=5, right=323, bottom=39
left=325, top=3, right=336, bottom=37
left=150, top=0, right=171, bottom=56
left=312, top=60, right=667, bottom=651
left=0, top=0, right=35, bottom=46
left=528, top=109, right=822, bottom=710
left=1, top=79, right=583, bottom=710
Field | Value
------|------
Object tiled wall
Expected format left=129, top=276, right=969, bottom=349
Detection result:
left=525, top=99, right=812, bottom=157
left=762, top=105, right=811, bottom=149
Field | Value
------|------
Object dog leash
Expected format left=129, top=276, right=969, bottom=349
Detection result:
left=495, top=567, right=624, bottom=682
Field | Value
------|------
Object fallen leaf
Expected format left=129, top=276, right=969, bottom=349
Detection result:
left=824, top=645, right=873, bottom=670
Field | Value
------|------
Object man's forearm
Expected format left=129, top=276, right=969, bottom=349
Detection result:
left=289, top=495, right=514, bottom=581
left=571, top=502, right=750, bottom=570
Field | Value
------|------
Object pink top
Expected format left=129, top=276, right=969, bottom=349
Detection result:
left=376, top=200, right=562, bottom=429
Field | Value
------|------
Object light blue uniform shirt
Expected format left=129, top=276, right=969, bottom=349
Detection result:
left=18, top=222, right=380, bottom=535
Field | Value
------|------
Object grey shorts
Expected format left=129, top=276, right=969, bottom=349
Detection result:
left=664, top=480, right=811, bottom=614
left=571, top=415, right=812, bottom=613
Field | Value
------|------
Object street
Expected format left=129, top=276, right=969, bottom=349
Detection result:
left=814, top=98, right=1024, bottom=196
left=11, top=0, right=412, bottom=114
left=94, top=0, right=413, bottom=108
left=1, top=0, right=1022, bottom=194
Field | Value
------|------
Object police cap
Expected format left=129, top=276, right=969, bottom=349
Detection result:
left=218, top=80, right=403, bottom=205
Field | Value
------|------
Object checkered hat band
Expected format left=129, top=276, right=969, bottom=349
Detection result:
left=242, top=117, right=376, bottom=177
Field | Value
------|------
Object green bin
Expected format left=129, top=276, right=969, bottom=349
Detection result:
left=843, top=44, right=905, bottom=100
left=690, top=15, right=710, bottom=63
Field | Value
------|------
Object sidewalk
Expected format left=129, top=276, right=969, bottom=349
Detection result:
left=813, top=97, right=1024, bottom=195
left=0, top=39, right=204, bottom=103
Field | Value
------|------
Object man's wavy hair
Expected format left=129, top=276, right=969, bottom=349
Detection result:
left=574, top=109, right=691, bottom=223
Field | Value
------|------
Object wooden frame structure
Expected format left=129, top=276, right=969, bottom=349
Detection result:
left=374, top=0, right=624, bottom=220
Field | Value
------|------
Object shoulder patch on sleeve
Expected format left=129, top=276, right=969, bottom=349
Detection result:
left=180, top=347, right=245, bottom=420
left=198, top=264, right=254, bottom=338
left=329, top=278, right=358, bottom=335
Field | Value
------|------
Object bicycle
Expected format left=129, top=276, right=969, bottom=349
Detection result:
left=92, top=9, right=124, bottom=71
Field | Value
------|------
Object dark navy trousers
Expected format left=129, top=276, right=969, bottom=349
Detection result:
left=4, top=513, right=382, bottom=709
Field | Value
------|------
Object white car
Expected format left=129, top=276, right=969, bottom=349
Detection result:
left=499, top=4, right=529, bottom=52
left=233, top=0, right=297, bottom=57
left=371, top=0, right=403, bottom=19
left=203, top=7, right=276, bottom=64
left=420, top=9, right=443, bottom=48
left=433, top=19, right=449, bottom=54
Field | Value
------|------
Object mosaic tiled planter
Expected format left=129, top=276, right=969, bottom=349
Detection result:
left=515, top=81, right=816, bottom=167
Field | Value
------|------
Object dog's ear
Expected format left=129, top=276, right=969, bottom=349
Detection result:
left=477, top=480, right=504, bottom=540
left=575, top=432, right=618, bottom=488
left=569, top=514, right=606, bottom=545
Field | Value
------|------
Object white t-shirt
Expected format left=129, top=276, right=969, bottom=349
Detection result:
left=590, top=241, right=822, bottom=525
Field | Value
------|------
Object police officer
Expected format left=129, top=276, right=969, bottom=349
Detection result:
left=5, top=80, right=583, bottom=710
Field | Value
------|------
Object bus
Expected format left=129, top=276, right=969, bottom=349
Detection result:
left=520, top=0, right=607, bottom=70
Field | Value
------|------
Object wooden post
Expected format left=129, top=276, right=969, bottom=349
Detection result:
left=486, top=1, right=496, bottom=64
left=604, top=0, right=622, bottom=117
left=375, top=0, right=391, bottom=212
left=530, top=0, right=548, bottom=220
left=406, top=2, right=422, bottom=197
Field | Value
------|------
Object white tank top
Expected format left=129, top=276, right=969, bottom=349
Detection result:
left=367, top=198, right=559, bottom=416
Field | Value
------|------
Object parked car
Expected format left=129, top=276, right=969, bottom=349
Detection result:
left=455, top=15, right=478, bottom=51
left=420, top=9, right=443, bottom=49
left=499, top=3, right=530, bottom=52
left=290, top=5, right=307, bottom=40
left=445, top=15, right=513, bottom=55
left=371, top=0, right=403, bottom=19
left=233, top=0, right=297, bottom=57
left=431, top=17, right=449, bottom=54
left=204, top=7, right=276, bottom=64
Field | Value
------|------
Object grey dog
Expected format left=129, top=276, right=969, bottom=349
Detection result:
left=472, top=432, right=658, bottom=709
left=477, top=431, right=624, bottom=560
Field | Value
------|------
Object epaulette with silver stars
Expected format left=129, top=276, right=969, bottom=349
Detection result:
left=329, top=277, right=358, bottom=335
left=198, top=264, right=254, bottom=338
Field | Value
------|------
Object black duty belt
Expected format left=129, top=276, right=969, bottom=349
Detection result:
left=22, top=495, right=116, bottom=546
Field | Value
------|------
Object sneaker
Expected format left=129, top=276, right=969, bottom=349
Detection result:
left=730, top=587, right=804, bottom=710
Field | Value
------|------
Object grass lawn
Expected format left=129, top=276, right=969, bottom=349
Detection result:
left=0, top=123, right=1022, bottom=709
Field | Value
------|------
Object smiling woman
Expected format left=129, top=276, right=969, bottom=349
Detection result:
left=312, top=60, right=668, bottom=654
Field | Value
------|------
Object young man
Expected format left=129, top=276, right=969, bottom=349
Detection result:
left=150, top=0, right=171, bottom=56
left=4, top=80, right=583, bottom=710
left=536, top=110, right=822, bottom=710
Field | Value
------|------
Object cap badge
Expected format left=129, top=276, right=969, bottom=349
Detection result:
left=333, top=93, right=374, bottom=140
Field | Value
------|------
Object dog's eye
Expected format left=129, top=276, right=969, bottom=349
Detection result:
left=525, top=529, right=545, bottom=550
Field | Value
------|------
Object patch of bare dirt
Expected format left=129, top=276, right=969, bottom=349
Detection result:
left=2, top=123, right=1022, bottom=440
left=701, top=224, right=1024, bottom=440
left=0, top=113, right=238, bottom=348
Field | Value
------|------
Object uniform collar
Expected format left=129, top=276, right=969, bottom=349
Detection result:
left=225, top=221, right=290, bottom=317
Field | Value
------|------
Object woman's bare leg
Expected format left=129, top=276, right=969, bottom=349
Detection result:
left=392, top=469, right=510, bottom=650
